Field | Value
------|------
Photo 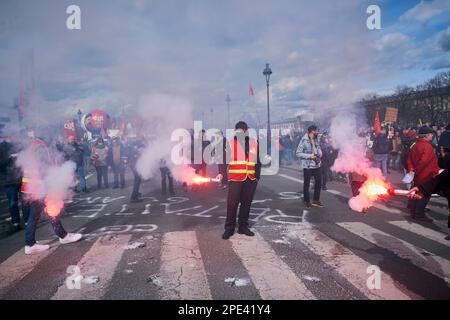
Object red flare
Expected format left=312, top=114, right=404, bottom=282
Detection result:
left=45, top=197, right=64, bottom=217
left=191, top=175, right=221, bottom=185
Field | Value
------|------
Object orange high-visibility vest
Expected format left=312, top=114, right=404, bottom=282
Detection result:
left=228, top=137, right=257, bottom=182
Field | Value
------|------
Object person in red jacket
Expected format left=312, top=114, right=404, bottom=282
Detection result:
left=406, top=126, right=440, bottom=222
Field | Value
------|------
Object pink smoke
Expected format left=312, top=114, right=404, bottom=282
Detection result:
left=330, top=113, right=388, bottom=212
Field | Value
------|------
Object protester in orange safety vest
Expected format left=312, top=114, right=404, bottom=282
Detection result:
left=220, top=121, right=261, bottom=240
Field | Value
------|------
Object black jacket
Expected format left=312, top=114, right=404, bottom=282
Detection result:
left=418, top=169, right=449, bottom=198
left=0, top=141, right=22, bottom=187
left=372, top=134, right=392, bottom=155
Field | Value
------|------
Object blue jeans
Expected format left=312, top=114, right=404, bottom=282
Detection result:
left=76, top=166, right=86, bottom=190
left=284, top=148, right=293, bottom=164
left=24, top=200, right=67, bottom=246
left=373, top=154, right=388, bottom=177
left=4, top=185, right=25, bottom=225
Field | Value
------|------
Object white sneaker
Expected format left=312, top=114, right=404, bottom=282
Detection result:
left=59, top=233, right=83, bottom=244
left=25, top=243, right=50, bottom=255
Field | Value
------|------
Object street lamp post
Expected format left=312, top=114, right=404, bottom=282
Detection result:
left=263, top=63, right=272, bottom=150
left=210, top=108, right=214, bottom=128
left=226, top=94, right=231, bottom=129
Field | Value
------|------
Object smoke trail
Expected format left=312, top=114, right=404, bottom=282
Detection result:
left=330, top=111, right=387, bottom=212
left=135, top=94, right=193, bottom=180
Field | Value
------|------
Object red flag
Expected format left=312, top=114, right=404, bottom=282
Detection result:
left=374, top=111, right=381, bottom=135
left=248, top=84, right=254, bottom=96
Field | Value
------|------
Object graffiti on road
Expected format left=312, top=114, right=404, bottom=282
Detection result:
left=65, top=192, right=304, bottom=225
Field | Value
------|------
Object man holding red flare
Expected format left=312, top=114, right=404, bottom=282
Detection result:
left=221, top=121, right=261, bottom=240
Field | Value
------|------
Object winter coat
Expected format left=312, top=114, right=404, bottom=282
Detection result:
left=407, top=138, right=440, bottom=186
left=0, top=141, right=22, bottom=187
left=438, top=129, right=450, bottom=150
left=92, top=144, right=109, bottom=167
left=296, top=134, right=322, bottom=169
left=438, top=152, right=450, bottom=170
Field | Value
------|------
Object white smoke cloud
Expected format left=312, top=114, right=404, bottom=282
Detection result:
left=16, top=141, right=76, bottom=217
left=135, top=93, right=193, bottom=180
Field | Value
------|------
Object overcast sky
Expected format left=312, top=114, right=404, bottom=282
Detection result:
left=0, top=0, right=449, bottom=127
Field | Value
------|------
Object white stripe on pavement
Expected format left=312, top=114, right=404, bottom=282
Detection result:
left=159, top=231, right=212, bottom=300
left=372, top=203, right=402, bottom=214
left=230, top=232, right=316, bottom=300
left=388, top=221, right=450, bottom=248
left=337, top=222, right=450, bottom=284
left=326, top=189, right=343, bottom=195
left=52, top=234, right=131, bottom=300
left=286, top=225, right=413, bottom=300
left=0, top=245, right=58, bottom=295
left=278, top=174, right=303, bottom=184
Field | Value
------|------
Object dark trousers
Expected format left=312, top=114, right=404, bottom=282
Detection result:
left=321, top=164, right=331, bottom=188
left=4, top=184, right=25, bottom=225
left=160, top=167, right=174, bottom=194
left=225, top=179, right=258, bottom=231
left=112, top=163, right=125, bottom=188
left=131, top=167, right=142, bottom=200
left=408, top=195, right=431, bottom=218
left=23, top=200, right=67, bottom=246
left=218, top=164, right=228, bottom=185
left=95, top=166, right=109, bottom=188
left=303, top=168, right=322, bottom=203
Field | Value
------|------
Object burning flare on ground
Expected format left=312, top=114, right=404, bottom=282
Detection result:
left=172, top=165, right=221, bottom=186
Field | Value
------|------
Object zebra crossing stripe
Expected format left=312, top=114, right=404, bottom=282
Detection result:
left=388, top=220, right=450, bottom=248
left=278, top=174, right=304, bottom=183
left=337, top=222, right=450, bottom=284
left=287, top=225, right=413, bottom=300
left=51, top=234, right=131, bottom=300
left=0, top=245, right=58, bottom=295
left=230, top=232, right=316, bottom=300
left=159, top=231, right=212, bottom=300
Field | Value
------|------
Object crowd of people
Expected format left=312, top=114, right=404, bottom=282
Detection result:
left=1, top=120, right=449, bottom=252
left=278, top=122, right=450, bottom=221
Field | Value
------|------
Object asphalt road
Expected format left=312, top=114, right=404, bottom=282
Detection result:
left=0, top=165, right=449, bottom=300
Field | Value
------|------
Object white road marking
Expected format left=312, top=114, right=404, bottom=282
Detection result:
left=388, top=220, right=450, bottom=248
left=52, top=234, right=131, bottom=300
left=159, top=231, right=212, bottom=300
left=337, top=222, right=450, bottom=284
left=230, top=232, right=316, bottom=300
left=284, top=224, right=414, bottom=299
left=0, top=245, right=58, bottom=295
left=278, top=174, right=304, bottom=184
